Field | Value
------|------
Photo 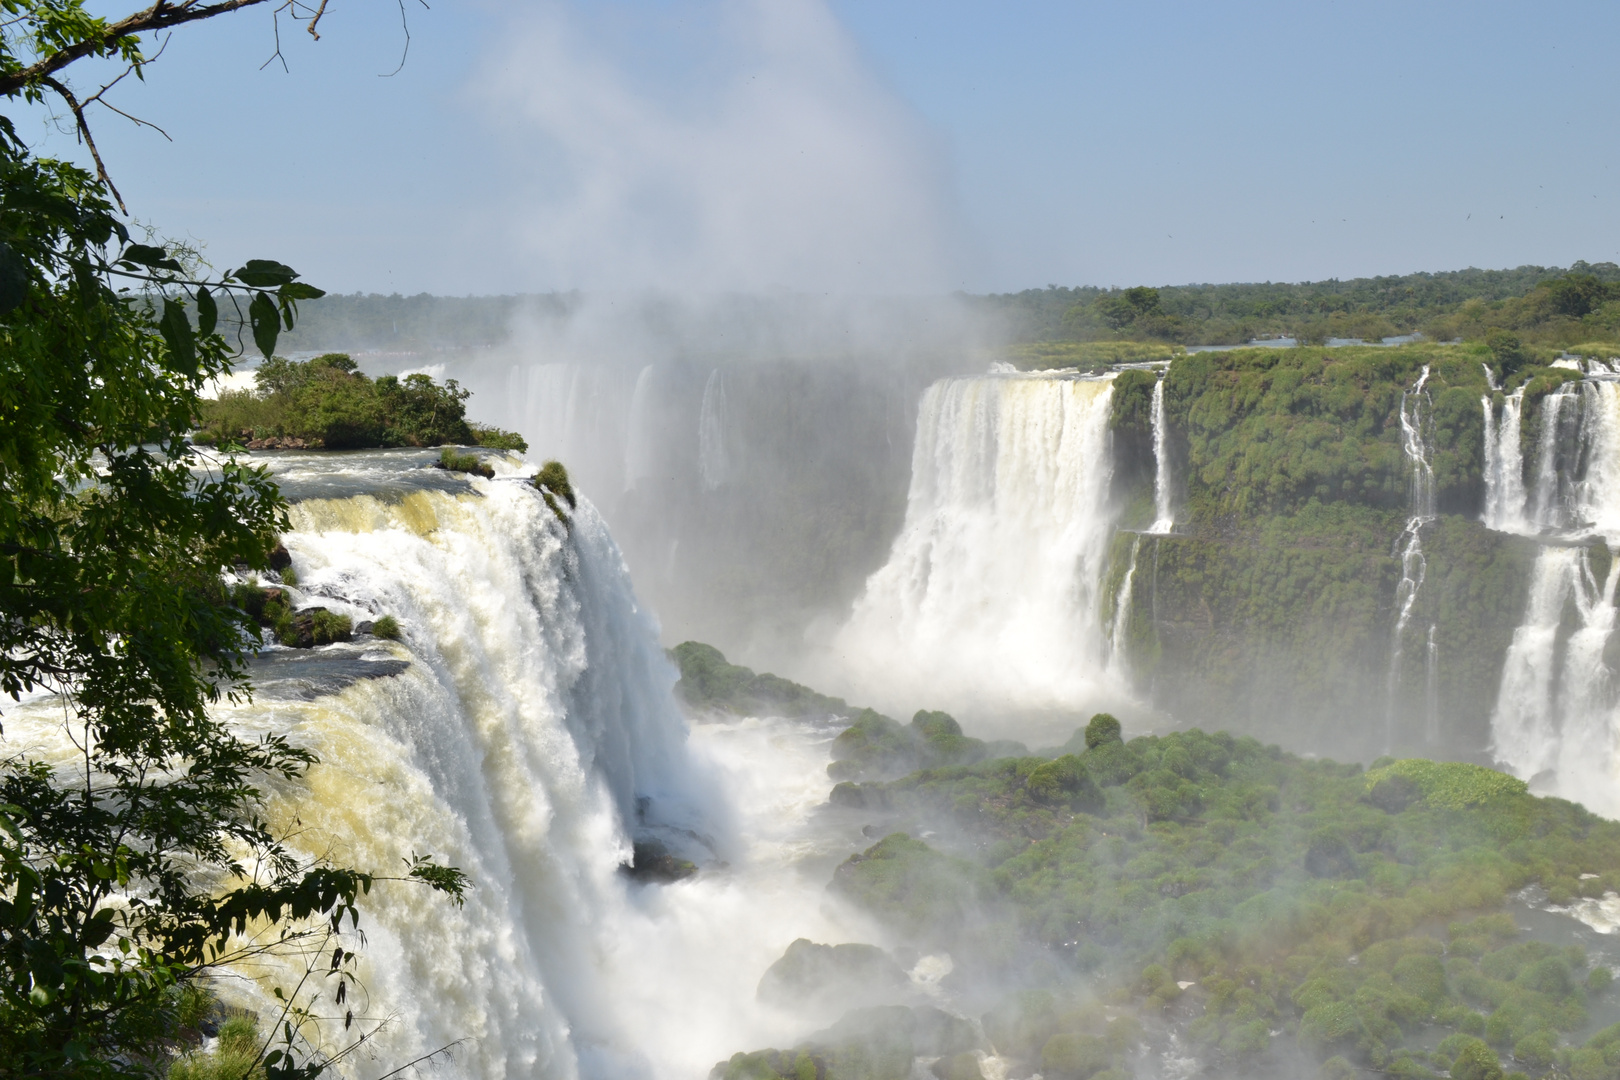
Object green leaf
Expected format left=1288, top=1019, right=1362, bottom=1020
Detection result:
left=278, top=282, right=325, bottom=302
left=0, top=243, right=26, bottom=314
left=232, top=259, right=299, bottom=287
left=249, top=291, right=280, bottom=359
left=196, top=287, right=217, bottom=336
left=159, top=297, right=197, bottom=373
left=120, top=243, right=182, bottom=272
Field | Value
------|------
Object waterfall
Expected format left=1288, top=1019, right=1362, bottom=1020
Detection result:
left=834, top=371, right=1124, bottom=723
left=1482, top=387, right=1528, bottom=533
left=1491, top=376, right=1620, bottom=816
left=624, top=364, right=659, bottom=492
left=1109, top=534, right=1143, bottom=678
left=698, top=368, right=730, bottom=491
left=1386, top=366, right=1435, bottom=750
left=1147, top=373, right=1174, bottom=535
left=1528, top=386, right=1568, bottom=530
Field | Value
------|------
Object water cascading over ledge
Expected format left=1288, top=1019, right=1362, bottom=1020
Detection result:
left=216, top=464, right=725, bottom=1078
left=1487, top=374, right=1620, bottom=815
left=833, top=370, right=1127, bottom=728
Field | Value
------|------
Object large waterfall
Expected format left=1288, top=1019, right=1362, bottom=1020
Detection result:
left=7, top=453, right=875, bottom=1079
left=1488, top=376, right=1620, bottom=815
left=834, top=371, right=1125, bottom=727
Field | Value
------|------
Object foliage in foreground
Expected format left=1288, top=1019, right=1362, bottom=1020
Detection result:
left=195, top=353, right=526, bottom=452
left=0, top=5, right=468, bottom=1077
left=820, top=712, right=1620, bottom=1078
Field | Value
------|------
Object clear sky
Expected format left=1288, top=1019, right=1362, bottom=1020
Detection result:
left=18, top=0, right=1620, bottom=295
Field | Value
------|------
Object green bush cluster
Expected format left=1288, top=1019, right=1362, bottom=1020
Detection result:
left=668, top=641, right=847, bottom=718
left=228, top=582, right=366, bottom=649
left=827, top=708, right=1025, bottom=782
left=435, top=447, right=494, bottom=478
left=532, top=459, right=577, bottom=522
left=195, top=352, right=527, bottom=452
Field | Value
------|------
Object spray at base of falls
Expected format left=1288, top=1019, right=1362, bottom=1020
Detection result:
left=1489, top=377, right=1620, bottom=816
left=1147, top=374, right=1174, bottom=535
left=834, top=372, right=1125, bottom=726
left=1386, top=366, right=1437, bottom=751
left=698, top=368, right=730, bottom=490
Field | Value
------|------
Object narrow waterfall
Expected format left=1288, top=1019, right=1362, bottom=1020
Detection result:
left=834, top=372, right=1123, bottom=722
left=1491, top=375, right=1620, bottom=816
left=624, top=364, right=659, bottom=492
left=1482, top=386, right=1528, bottom=533
left=1386, top=366, right=1436, bottom=750
left=698, top=368, right=730, bottom=490
left=1147, top=373, right=1174, bottom=534
left=1527, top=383, right=1580, bottom=531
left=1109, top=534, right=1143, bottom=678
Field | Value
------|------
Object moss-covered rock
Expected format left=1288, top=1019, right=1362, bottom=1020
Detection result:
left=670, top=641, right=848, bottom=718
left=756, top=939, right=908, bottom=1010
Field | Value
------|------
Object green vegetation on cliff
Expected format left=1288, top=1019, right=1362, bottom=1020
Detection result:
left=196, top=352, right=527, bottom=451
left=1103, top=342, right=1562, bottom=757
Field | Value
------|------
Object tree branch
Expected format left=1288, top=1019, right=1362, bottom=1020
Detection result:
left=0, top=0, right=274, bottom=100
left=40, top=76, right=127, bottom=214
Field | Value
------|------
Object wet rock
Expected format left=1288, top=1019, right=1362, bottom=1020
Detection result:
left=267, top=542, right=292, bottom=571
left=622, top=840, right=697, bottom=884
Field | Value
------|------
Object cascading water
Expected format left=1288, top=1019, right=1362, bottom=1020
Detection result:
left=1490, top=376, right=1620, bottom=815
left=1147, top=373, right=1174, bottom=535
left=1386, top=366, right=1437, bottom=750
left=9, top=452, right=884, bottom=1079
left=698, top=368, right=730, bottom=490
left=1482, top=386, right=1528, bottom=534
left=833, top=371, right=1124, bottom=728
left=1109, top=535, right=1143, bottom=679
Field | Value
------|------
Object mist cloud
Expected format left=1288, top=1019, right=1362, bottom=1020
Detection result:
left=476, top=0, right=972, bottom=295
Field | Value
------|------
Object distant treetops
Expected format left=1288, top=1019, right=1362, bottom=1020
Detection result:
left=194, top=352, right=527, bottom=452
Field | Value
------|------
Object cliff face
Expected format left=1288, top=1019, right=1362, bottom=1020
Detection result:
left=1104, top=344, right=1562, bottom=761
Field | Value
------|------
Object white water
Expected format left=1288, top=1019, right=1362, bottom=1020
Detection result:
left=6, top=459, right=891, bottom=1079
left=698, top=368, right=730, bottom=490
left=1482, top=387, right=1529, bottom=534
left=1386, top=367, right=1435, bottom=751
left=1109, top=534, right=1143, bottom=680
left=1490, top=377, right=1620, bottom=816
left=833, top=371, right=1125, bottom=729
left=1147, top=375, right=1174, bottom=535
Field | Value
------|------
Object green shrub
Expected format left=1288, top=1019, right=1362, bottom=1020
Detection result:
left=309, top=609, right=351, bottom=646
left=1039, top=1032, right=1112, bottom=1080
left=533, top=460, right=576, bottom=507
left=436, top=447, right=493, bottom=478
left=1590, top=967, right=1614, bottom=994
left=371, top=614, right=401, bottom=640
left=1084, top=713, right=1123, bottom=749
left=1451, top=1039, right=1505, bottom=1080
left=1363, top=760, right=1528, bottom=810
left=468, top=424, right=528, bottom=452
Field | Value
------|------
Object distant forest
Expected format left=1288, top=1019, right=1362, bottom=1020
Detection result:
left=275, top=263, right=1620, bottom=355
left=980, top=261, right=1620, bottom=350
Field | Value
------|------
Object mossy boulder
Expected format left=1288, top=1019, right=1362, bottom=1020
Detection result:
left=756, top=939, right=908, bottom=1010
left=671, top=641, right=847, bottom=718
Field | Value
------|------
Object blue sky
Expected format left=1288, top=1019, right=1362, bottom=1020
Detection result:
left=18, top=0, right=1620, bottom=294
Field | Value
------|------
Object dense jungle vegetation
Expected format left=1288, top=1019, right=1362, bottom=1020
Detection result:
left=194, top=352, right=527, bottom=451
left=709, top=695, right=1620, bottom=1080
left=984, top=262, right=1620, bottom=352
